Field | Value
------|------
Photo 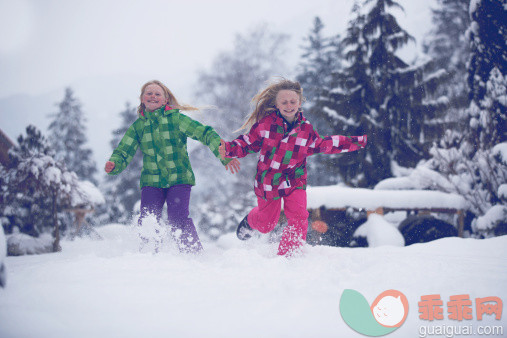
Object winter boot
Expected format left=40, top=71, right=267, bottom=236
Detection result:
left=236, top=215, right=255, bottom=240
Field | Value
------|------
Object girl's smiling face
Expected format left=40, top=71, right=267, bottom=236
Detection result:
left=142, top=84, right=168, bottom=112
left=275, top=89, right=301, bottom=122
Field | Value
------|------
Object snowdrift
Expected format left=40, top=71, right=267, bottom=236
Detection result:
left=0, top=224, right=505, bottom=338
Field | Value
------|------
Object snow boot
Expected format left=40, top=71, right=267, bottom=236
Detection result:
left=236, top=215, right=255, bottom=240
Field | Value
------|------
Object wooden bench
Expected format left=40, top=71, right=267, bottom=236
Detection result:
left=306, top=186, right=468, bottom=237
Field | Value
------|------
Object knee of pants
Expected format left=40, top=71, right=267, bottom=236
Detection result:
left=285, top=208, right=309, bottom=224
left=283, top=194, right=309, bottom=225
left=248, top=210, right=279, bottom=233
left=248, top=198, right=282, bottom=233
left=167, top=199, right=190, bottom=215
left=168, top=216, right=193, bottom=228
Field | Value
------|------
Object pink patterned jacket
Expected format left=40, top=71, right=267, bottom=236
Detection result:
left=224, top=111, right=367, bottom=200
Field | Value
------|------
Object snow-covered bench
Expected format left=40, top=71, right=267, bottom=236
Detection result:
left=306, top=185, right=468, bottom=237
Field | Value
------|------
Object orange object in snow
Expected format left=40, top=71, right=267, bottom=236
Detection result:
left=311, top=220, right=328, bottom=233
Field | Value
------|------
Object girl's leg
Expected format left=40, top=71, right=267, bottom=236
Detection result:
left=139, top=186, right=166, bottom=226
left=138, top=187, right=166, bottom=251
left=277, top=189, right=309, bottom=256
left=247, top=197, right=282, bottom=234
left=166, top=184, right=203, bottom=253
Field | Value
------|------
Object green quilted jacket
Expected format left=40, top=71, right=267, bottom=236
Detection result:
left=108, top=105, right=229, bottom=188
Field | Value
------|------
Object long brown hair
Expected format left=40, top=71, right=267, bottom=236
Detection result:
left=237, top=78, right=305, bottom=132
left=137, top=80, right=198, bottom=115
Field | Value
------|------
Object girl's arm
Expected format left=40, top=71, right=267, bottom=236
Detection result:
left=221, top=123, right=263, bottom=158
left=308, top=127, right=367, bottom=156
left=107, top=122, right=141, bottom=175
left=176, top=112, right=234, bottom=167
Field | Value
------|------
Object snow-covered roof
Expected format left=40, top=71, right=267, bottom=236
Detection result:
left=306, top=185, right=467, bottom=210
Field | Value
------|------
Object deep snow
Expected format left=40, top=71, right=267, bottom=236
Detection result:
left=0, top=224, right=506, bottom=338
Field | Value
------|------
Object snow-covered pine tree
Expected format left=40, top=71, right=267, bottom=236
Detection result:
left=422, top=0, right=471, bottom=127
left=318, top=0, right=443, bottom=187
left=407, top=0, right=506, bottom=237
left=317, top=4, right=372, bottom=186
left=467, top=0, right=506, bottom=150
left=297, top=17, right=346, bottom=186
left=297, top=17, right=343, bottom=112
left=1, top=125, right=98, bottom=251
left=0, top=126, right=55, bottom=237
left=98, top=103, right=142, bottom=224
left=465, top=0, right=507, bottom=235
left=48, top=87, right=97, bottom=184
left=191, top=25, right=289, bottom=237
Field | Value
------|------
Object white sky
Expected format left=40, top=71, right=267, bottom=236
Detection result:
left=0, top=0, right=436, bottom=174
left=0, top=0, right=435, bottom=98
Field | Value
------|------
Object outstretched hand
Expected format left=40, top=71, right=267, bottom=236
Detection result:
left=105, top=161, right=115, bottom=173
left=225, top=158, right=241, bottom=174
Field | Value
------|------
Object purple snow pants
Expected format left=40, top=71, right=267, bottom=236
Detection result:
left=139, top=185, right=203, bottom=253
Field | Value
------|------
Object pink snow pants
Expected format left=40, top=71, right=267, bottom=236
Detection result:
left=247, top=189, right=309, bottom=256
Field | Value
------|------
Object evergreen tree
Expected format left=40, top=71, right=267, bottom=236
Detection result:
left=13, top=125, right=53, bottom=157
left=422, top=0, right=471, bottom=123
left=297, top=17, right=343, bottom=110
left=408, top=0, right=506, bottom=237
left=191, top=25, right=289, bottom=237
left=464, top=0, right=507, bottom=234
left=48, top=87, right=97, bottom=183
left=467, top=0, right=506, bottom=149
left=98, top=103, right=142, bottom=224
left=318, top=0, right=442, bottom=187
left=297, top=17, right=346, bottom=186
left=0, top=126, right=100, bottom=250
left=0, top=126, right=55, bottom=237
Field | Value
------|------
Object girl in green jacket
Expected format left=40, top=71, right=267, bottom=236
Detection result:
left=105, top=80, right=240, bottom=253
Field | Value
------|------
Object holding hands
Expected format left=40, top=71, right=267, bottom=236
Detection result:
left=221, top=139, right=240, bottom=174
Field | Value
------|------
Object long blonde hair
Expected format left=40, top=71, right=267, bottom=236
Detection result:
left=238, top=78, right=305, bottom=132
left=137, top=80, right=198, bottom=115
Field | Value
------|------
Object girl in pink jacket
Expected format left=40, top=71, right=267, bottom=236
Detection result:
left=219, top=79, right=366, bottom=256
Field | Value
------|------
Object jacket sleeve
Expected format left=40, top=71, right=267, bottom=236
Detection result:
left=177, top=112, right=231, bottom=166
left=223, top=122, right=263, bottom=158
left=307, top=126, right=367, bottom=156
left=108, top=122, right=141, bottom=175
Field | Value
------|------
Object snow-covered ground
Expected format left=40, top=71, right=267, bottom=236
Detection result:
left=0, top=224, right=506, bottom=338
